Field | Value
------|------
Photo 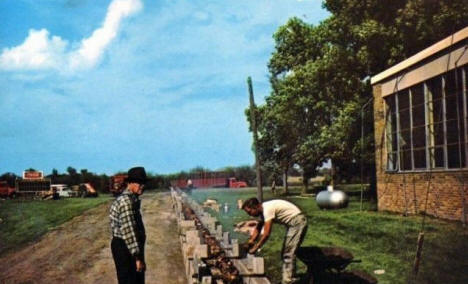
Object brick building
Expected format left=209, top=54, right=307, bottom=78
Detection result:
left=371, top=27, right=468, bottom=221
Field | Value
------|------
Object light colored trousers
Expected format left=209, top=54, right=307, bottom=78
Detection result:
left=282, top=214, right=308, bottom=284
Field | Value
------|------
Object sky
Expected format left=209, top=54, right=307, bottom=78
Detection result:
left=0, top=0, right=329, bottom=176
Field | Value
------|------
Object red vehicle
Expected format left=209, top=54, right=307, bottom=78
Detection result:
left=0, top=181, right=16, bottom=198
left=110, top=174, right=128, bottom=196
left=227, top=177, right=247, bottom=188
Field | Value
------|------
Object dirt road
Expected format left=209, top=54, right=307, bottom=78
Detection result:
left=0, top=192, right=186, bottom=284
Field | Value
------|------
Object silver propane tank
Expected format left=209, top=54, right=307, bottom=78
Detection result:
left=316, top=185, right=349, bottom=209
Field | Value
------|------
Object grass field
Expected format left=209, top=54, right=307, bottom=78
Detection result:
left=0, top=196, right=111, bottom=256
left=189, top=187, right=467, bottom=284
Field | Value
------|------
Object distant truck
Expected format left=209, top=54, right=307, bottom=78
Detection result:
left=0, top=181, right=16, bottom=198
left=227, top=177, right=247, bottom=188
left=51, top=184, right=77, bottom=198
left=78, top=183, right=98, bottom=198
left=110, top=174, right=128, bottom=196
left=171, top=177, right=247, bottom=189
left=15, top=178, right=51, bottom=198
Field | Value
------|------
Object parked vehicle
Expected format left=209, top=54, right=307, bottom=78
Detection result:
left=0, top=181, right=16, bottom=198
left=227, top=177, right=247, bottom=188
left=40, top=188, right=60, bottom=200
left=15, top=179, right=51, bottom=195
left=51, top=184, right=74, bottom=197
left=79, top=183, right=98, bottom=197
left=171, top=177, right=248, bottom=189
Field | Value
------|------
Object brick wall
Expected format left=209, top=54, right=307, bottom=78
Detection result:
left=373, top=84, right=468, bottom=221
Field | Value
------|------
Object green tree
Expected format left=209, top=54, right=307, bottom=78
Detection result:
left=66, top=166, right=80, bottom=185
left=254, top=0, right=468, bottom=195
left=51, top=168, right=59, bottom=178
left=252, top=104, right=297, bottom=193
left=0, top=172, right=19, bottom=187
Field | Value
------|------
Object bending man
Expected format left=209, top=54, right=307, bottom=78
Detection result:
left=242, top=198, right=308, bottom=284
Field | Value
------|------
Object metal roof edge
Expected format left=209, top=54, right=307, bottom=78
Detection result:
left=371, top=26, right=468, bottom=85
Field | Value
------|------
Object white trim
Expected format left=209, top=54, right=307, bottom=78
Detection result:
left=371, top=26, right=468, bottom=86
left=380, top=45, right=468, bottom=97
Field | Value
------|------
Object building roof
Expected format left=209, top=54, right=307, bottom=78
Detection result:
left=371, top=26, right=468, bottom=85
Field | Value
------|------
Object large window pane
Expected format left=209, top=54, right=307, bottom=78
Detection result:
left=385, top=96, right=398, bottom=171
left=445, top=69, right=463, bottom=97
left=399, top=109, right=410, bottom=130
left=428, top=76, right=442, bottom=101
left=392, top=132, right=398, bottom=151
left=412, top=103, right=425, bottom=127
left=447, top=144, right=461, bottom=168
left=414, top=149, right=427, bottom=169
left=387, top=96, right=396, bottom=114
left=400, top=150, right=412, bottom=170
left=446, top=120, right=461, bottom=144
left=462, top=145, right=467, bottom=168
left=412, top=126, right=426, bottom=148
left=433, top=122, right=444, bottom=146
left=398, top=90, right=410, bottom=110
left=445, top=95, right=458, bottom=120
left=412, top=84, right=425, bottom=105
left=432, top=147, right=444, bottom=168
left=391, top=113, right=397, bottom=133
left=400, top=129, right=411, bottom=150
left=432, top=99, right=443, bottom=123
left=387, top=152, right=397, bottom=171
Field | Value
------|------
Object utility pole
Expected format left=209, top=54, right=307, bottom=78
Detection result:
left=247, top=76, right=263, bottom=202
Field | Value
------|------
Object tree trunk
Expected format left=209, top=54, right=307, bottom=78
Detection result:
left=283, top=168, right=289, bottom=195
left=302, top=173, right=308, bottom=195
left=330, top=159, right=336, bottom=187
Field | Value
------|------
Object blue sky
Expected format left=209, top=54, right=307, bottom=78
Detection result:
left=0, top=0, right=329, bottom=176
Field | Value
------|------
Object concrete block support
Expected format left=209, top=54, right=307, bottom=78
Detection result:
left=171, top=187, right=270, bottom=284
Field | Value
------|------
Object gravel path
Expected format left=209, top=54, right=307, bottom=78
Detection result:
left=0, top=192, right=186, bottom=284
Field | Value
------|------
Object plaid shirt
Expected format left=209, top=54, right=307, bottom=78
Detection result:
left=109, top=189, right=146, bottom=259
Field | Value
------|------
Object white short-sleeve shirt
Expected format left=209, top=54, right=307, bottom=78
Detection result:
left=262, top=199, right=302, bottom=225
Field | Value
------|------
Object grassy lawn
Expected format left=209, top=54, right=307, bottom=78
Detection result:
left=0, top=195, right=111, bottom=256
left=189, top=187, right=467, bottom=284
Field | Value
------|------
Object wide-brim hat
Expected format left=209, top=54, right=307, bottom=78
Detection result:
left=125, top=166, right=149, bottom=184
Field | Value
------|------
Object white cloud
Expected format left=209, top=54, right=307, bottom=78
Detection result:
left=69, top=0, right=142, bottom=70
left=0, top=29, right=67, bottom=70
left=0, top=0, right=142, bottom=72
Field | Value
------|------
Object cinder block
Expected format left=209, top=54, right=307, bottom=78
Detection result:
left=215, top=224, right=223, bottom=240
left=223, top=231, right=230, bottom=244
left=231, top=240, right=239, bottom=257
left=181, top=220, right=196, bottom=228
left=242, top=277, right=271, bottom=284
left=186, top=230, right=202, bottom=245
left=195, top=244, right=209, bottom=258
left=249, top=254, right=264, bottom=274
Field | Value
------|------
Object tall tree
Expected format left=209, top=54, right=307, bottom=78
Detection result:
left=253, top=0, right=468, bottom=194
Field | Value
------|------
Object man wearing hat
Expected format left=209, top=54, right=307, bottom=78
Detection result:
left=109, top=167, right=149, bottom=284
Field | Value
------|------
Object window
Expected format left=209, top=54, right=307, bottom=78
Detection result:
left=385, top=65, right=467, bottom=171
left=398, top=89, right=412, bottom=170
left=427, top=76, right=444, bottom=168
left=444, top=69, right=465, bottom=168
left=385, top=96, right=397, bottom=171
left=411, top=83, right=426, bottom=169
